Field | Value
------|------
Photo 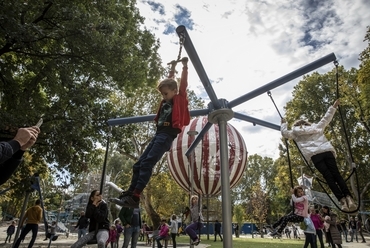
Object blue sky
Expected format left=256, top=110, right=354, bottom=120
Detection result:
left=137, top=0, right=370, bottom=159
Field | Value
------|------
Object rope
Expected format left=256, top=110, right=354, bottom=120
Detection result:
left=177, top=33, right=185, bottom=62
left=332, top=61, right=361, bottom=212
left=267, top=91, right=294, bottom=212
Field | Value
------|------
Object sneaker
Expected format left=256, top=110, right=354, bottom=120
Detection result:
left=269, top=230, right=281, bottom=237
left=119, top=190, right=133, bottom=199
left=120, top=195, right=140, bottom=208
left=340, top=197, right=349, bottom=212
left=346, top=195, right=357, bottom=211
left=191, top=239, right=200, bottom=246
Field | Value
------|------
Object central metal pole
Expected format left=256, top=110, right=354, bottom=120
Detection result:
left=217, top=116, right=233, bottom=248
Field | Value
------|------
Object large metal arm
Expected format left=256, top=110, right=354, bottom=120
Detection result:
left=185, top=112, right=280, bottom=157
left=228, top=53, right=337, bottom=108
left=233, top=112, right=280, bottom=131
left=185, top=121, right=213, bottom=157
left=107, top=109, right=209, bottom=126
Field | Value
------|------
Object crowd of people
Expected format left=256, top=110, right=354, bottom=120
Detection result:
left=269, top=201, right=367, bottom=248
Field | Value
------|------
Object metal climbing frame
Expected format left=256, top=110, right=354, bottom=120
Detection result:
left=107, top=25, right=337, bottom=248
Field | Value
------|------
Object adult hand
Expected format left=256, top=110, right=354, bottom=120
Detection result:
left=13, top=127, right=40, bottom=150
left=21, top=126, right=40, bottom=150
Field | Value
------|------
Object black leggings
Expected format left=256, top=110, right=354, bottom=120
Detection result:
left=273, top=213, right=304, bottom=233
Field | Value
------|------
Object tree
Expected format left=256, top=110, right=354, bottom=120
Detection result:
left=0, top=1, right=163, bottom=181
left=248, top=182, right=268, bottom=238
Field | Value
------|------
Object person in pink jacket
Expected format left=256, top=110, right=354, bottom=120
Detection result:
left=270, top=186, right=308, bottom=237
left=155, top=219, right=169, bottom=248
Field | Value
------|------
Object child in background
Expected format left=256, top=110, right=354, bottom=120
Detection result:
left=107, top=225, right=117, bottom=248
left=5, top=221, right=16, bottom=243
left=44, top=221, right=57, bottom=241
left=270, top=186, right=308, bottom=237
left=185, top=195, right=203, bottom=245
left=324, top=216, right=331, bottom=232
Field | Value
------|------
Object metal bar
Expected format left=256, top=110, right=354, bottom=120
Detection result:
left=228, top=53, right=337, bottom=108
left=107, top=114, right=156, bottom=126
left=12, top=192, right=30, bottom=247
left=176, top=25, right=221, bottom=109
left=185, top=121, right=213, bottom=156
left=233, top=112, right=280, bottom=131
left=107, top=109, right=209, bottom=126
left=100, top=133, right=110, bottom=194
left=218, top=119, right=233, bottom=248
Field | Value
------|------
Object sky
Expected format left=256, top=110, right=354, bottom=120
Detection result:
left=135, top=0, right=370, bottom=159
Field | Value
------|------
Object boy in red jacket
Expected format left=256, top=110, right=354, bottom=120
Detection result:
left=111, top=58, right=190, bottom=208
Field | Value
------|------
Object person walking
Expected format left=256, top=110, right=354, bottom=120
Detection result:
left=310, top=207, right=325, bottom=248
left=214, top=220, right=223, bottom=242
left=4, top=220, right=16, bottom=243
left=75, top=211, right=89, bottom=239
left=356, top=217, right=366, bottom=243
left=170, top=214, right=178, bottom=248
left=340, top=219, right=349, bottom=242
left=13, top=199, right=43, bottom=248
left=349, top=216, right=358, bottom=242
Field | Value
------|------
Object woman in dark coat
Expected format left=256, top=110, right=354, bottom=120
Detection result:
left=321, top=206, right=342, bottom=248
left=71, top=190, right=110, bottom=248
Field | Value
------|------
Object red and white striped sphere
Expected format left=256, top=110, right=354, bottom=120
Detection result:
left=167, top=116, right=248, bottom=197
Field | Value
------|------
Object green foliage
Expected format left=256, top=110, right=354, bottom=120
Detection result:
left=0, top=0, right=162, bottom=183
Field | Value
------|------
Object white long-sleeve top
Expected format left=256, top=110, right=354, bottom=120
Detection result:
left=281, top=106, right=337, bottom=162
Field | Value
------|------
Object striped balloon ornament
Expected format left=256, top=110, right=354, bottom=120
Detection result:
left=167, top=116, right=248, bottom=197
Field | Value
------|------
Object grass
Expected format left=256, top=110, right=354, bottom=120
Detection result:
left=175, top=234, right=305, bottom=248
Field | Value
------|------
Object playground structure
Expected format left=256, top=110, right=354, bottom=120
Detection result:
left=107, top=25, right=337, bottom=248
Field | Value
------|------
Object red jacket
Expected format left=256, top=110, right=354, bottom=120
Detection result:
left=154, top=66, right=190, bottom=131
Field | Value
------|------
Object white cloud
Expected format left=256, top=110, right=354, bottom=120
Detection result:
left=137, top=0, right=370, bottom=159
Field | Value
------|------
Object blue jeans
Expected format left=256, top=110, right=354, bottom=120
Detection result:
left=350, top=228, right=358, bottom=242
left=304, top=233, right=317, bottom=248
left=13, top=224, right=38, bottom=248
left=128, top=133, right=173, bottom=191
left=77, top=228, right=87, bottom=239
left=71, top=230, right=109, bottom=248
left=122, top=226, right=140, bottom=248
